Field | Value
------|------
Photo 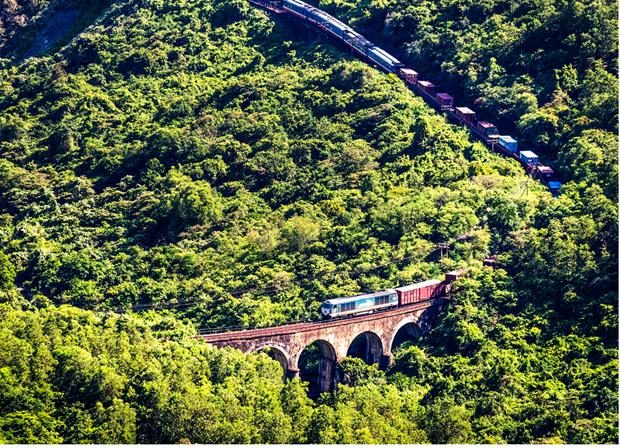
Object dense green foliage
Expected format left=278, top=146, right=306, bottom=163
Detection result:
left=0, top=0, right=617, bottom=443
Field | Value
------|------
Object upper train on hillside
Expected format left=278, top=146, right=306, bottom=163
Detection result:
left=250, top=0, right=563, bottom=196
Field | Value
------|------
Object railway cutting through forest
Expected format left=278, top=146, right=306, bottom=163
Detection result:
left=247, top=0, right=563, bottom=196
left=195, top=0, right=526, bottom=390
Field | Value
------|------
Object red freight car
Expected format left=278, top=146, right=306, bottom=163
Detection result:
left=454, top=106, right=476, bottom=124
left=418, top=80, right=436, bottom=95
left=395, top=279, right=444, bottom=306
left=436, top=92, right=454, bottom=110
left=400, top=68, right=418, bottom=84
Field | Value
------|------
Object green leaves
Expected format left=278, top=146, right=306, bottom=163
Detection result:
left=0, top=411, right=63, bottom=444
left=339, top=356, right=386, bottom=387
left=0, top=306, right=306, bottom=443
left=558, top=129, right=618, bottom=200
left=156, top=169, right=223, bottom=233
left=423, top=395, right=474, bottom=443
left=0, top=252, right=15, bottom=291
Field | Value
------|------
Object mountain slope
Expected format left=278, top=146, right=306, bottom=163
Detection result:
left=0, top=0, right=616, bottom=443
left=0, top=0, right=535, bottom=325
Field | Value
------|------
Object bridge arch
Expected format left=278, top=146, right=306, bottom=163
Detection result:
left=390, top=318, right=423, bottom=353
left=256, top=345, right=290, bottom=379
left=297, top=339, right=338, bottom=395
left=346, top=331, right=383, bottom=366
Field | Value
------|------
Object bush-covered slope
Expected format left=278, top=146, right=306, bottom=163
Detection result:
left=0, top=0, right=616, bottom=443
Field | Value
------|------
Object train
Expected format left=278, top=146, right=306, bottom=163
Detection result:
left=249, top=0, right=563, bottom=196
left=320, top=270, right=462, bottom=319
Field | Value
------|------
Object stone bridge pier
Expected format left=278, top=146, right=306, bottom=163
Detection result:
left=199, top=298, right=447, bottom=393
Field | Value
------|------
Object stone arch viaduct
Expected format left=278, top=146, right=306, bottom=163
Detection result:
left=199, top=297, right=448, bottom=392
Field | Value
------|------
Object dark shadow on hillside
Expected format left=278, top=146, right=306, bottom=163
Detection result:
left=3, top=0, right=112, bottom=60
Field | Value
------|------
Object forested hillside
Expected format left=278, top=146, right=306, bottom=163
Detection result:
left=0, top=0, right=617, bottom=443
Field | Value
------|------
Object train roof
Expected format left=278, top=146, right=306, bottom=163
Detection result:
left=395, top=279, right=442, bottom=292
left=343, top=29, right=372, bottom=46
left=315, top=9, right=349, bottom=28
left=401, top=68, right=418, bottom=75
left=369, top=46, right=402, bottom=65
left=520, top=150, right=538, bottom=158
left=323, top=289, right=397, bottom=305
left=456, top=106, right=475, bottom=114
left=418, top=80, right=435, bottom=87
left=548, top=181, right=562, bottom=189
left=436, top=92, right=453, bottom=100
left=499, top=135, right=517, bottom=143
left=478, top=121, right=497, bottom=128
left=537, top=165, right=554, bottom=174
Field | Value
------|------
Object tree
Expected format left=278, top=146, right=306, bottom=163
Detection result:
left=423, top=396, right=473, bottom=443
left=157, top=169, right=223, bottom=233
left=558, top=129, right=618, bottom=200
left=281, top=216, right=321, bottom=251
left=0, top=252, right=15, bottom=290
left=339, top=357, right=386, bottom=387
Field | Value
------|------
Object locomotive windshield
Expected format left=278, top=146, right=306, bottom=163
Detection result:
left=321, top=302, right=332, bottom=315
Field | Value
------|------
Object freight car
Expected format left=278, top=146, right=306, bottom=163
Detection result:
left=395, top=279, right=444, bottom=306
left=248, top=0, right=563, bottom=196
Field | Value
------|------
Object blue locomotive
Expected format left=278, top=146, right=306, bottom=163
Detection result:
left=320, top=289, right=398, bottom=319
left=250, top=0, right=563, bottom=196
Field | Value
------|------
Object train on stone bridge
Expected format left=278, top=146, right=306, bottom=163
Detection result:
left=320, top=270, right=462, bottom=319
left=249, top=0, right=563, bottom=196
